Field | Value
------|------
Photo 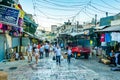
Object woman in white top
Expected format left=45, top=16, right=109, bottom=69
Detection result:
left=55, top=46, right=61, bottom=65
left=34, top=45, right=40, bottom=64
left=39, top=44, right=44, bottom=58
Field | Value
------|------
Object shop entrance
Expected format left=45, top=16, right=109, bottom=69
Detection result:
left=0, top=35, right=5, bottom=62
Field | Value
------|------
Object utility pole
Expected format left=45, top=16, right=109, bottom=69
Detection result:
left=95, top=14, right=97, bottom=27
left=77, top=21, right=79, bottom=32
left=106, top=12, right=108, bottom=17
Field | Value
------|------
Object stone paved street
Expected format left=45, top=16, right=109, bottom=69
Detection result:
left=0, top=55, right=120, bottom=80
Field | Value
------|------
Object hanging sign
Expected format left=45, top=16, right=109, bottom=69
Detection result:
left=0, top=5, right=20, bottom=26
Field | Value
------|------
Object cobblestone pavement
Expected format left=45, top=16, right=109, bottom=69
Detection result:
left=0, top=55, right=120, bottom=80
left=77, top=56, right=120, bottom=80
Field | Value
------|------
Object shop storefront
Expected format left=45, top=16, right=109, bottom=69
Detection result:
left=20, top=37, right=30, bottom=55
left=0, top=34, right=5, bottom=61
left=12, top=37, right=20, bottom=52
left=95, top=25, right=120, bottom=55
left=0, top=4, right=24, bottom=61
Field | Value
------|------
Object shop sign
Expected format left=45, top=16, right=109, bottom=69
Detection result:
left=0, top=5, right=20, bottom=26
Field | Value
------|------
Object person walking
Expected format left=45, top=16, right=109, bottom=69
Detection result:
left=39, top=44, right=44, bottom=58
left=33, top=43, right=36, bottom=53
left=34, top=45, right=40, bottom=64
left=44, top=43, right=50, bottom=57
left=55, top=46, right=61, bottom=65
left=26, top=44, right=32, bottom=63
left=49, top=43, right=54, bottom=56
left=67, top=47, right=72, bottom=64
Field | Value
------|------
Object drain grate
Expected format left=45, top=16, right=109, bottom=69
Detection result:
left=9, top=67, right=17, bottom=70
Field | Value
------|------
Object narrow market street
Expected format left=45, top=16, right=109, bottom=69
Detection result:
left=0, top=54, right=120, bottom=80
left=1, top=0, right=120, bottom=80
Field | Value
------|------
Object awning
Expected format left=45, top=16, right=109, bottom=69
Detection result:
left=95, top=25, right=120, bottom=32
left=69, top=32, right=84, bottom=37
left=59, top=32, right=84, bottom=37
left=24, top=15, right=38, bottom=27
left=95, top=25, right=107, bottom=29
left=23, top=31, right=34, bottom=37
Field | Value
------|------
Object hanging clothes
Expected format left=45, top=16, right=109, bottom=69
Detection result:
left=18, top=18, right=23, bottom=27
left=118, top=33, right=120, bottom=42
left=100, top=33, right=105, bottom=42
left=7, top=25, right=11, bottom=30
left=0, top=23, right=3, bottom=29
left=14, top=4, right=25, bottom=19
left=111, top=32, right=118, bottom=41
left=2, top=24, right=7, bottom=33
left=105, top=33, right=111, bottom=42
left=101, top=42, right=107, bottom=46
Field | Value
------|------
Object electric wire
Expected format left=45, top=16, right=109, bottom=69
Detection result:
left=71, top=0, right=92, bottom=22
left=100, top=0, right=120, bottom=10
left=114, top=0, right=120, bottom=3
left=82, top=10, right=93, bottom=18
left=91, top=2, right=120, bottom=11
left=44, top=0, right=88, bottom=4
left=89, top=4, right=117, bottom=14
left=31, top=0, right=120, bottom=27
left=35, top=3, right=80, bottom=11
left=36, top=0, right=87, bottom=8
left=35, top=6, right=75, bottom=21
left=35, top=5, right=79, bottom=19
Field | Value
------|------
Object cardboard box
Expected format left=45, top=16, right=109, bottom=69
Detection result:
left=101, top=58, right=110, bottom=65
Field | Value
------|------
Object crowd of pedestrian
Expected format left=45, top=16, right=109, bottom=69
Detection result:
left=26, top=42, right=73, bottom=66
left=26, top=42, right=50, bottom=64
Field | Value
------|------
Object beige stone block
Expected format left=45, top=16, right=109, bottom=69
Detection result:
left=0, top=71, right=8, bottom=80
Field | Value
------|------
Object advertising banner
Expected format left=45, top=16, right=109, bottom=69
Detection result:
left=0, top=5, right=20, bottom=26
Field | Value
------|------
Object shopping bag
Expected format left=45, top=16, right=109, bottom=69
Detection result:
left=52, top=56, right=56, bottom=60
left=61, top=55, right=64, bottom=60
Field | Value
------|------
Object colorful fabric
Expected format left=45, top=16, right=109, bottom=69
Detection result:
left=100, top=33, right=105, bottom=42
left=14, top=4, right=25, bottom=19
left=0, top=23, right=3, bottom=29
left=19, top=10, right=25, bottom=19
left=105, top=33, right=111, bottom=42
left=101, top=42, right=107, bottom=46
left=7, top=25, right=11, bottom=30
left=18, top=4, right=23, bottom=10
left=18, top=18, right=23, bottom=26
left=20, top=27, right=23, bottom=32
left=90, top=40, right=93, bottom=46
left=38, top=44, right=41, bottom=49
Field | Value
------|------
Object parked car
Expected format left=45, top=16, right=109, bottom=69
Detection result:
left=71, top=46, right=91, bottom=59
